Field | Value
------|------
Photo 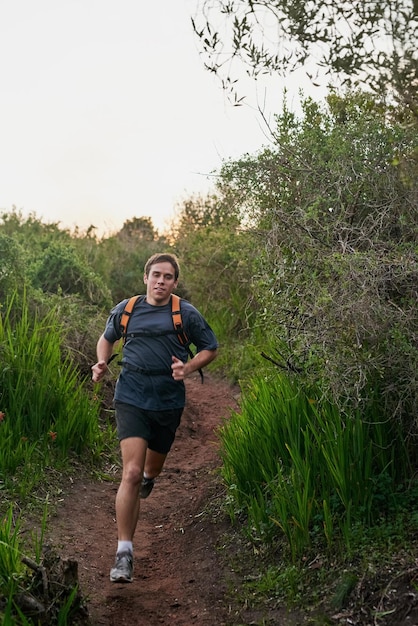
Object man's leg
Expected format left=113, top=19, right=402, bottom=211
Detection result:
left=140, top=448, right=168, bottom=499
left=116, top=436, right=148, bottom=541
left=144, top=448, right=167, bottom=479
left=110, top=436, right=148, bottom=582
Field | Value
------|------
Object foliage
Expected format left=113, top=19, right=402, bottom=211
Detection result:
left=0, top=209, right=71, bottom=248
left=192, top=0, right=418, bottom=115
left=0, top=292, right=104, bottom=498
left=0, top=209, right=112, bottom=308
left=219, top=372, right=413, bottom=559
left=216, top=92, right=418, bottom=431
left=0, top=507, right=24, bottom=598
left=0, top=234, right=28, bottom=301
left=29, top=241, right=112, bottom=308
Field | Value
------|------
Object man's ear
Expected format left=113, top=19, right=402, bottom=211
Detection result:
left=143, top=273, right=148, bottom=284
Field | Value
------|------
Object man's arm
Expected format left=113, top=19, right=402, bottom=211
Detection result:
left=91, top=334, right=116, bottom=382
left=171, top=348, right=218, bottom=381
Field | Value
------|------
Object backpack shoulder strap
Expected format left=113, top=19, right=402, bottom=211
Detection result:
left=106, top=295, right=142, bottom=364
left=171, top=294, right=204, bottom=383
left=171, top=293, right=188, bottom=345
left=120, top=295, right=141, bottom=341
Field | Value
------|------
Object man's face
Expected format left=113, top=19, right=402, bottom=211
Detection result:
left=143, top=262, right=178, bottom=306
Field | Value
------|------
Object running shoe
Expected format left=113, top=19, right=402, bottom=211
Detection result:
left=110, top=551, right=133, bottom=583
left=140, top=476, right=155, bottom=499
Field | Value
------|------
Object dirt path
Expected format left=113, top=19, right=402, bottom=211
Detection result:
left=47, top=374, right=241, bottom=626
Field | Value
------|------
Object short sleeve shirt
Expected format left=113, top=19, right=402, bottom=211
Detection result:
left=103, top=295, right=218, bottom=411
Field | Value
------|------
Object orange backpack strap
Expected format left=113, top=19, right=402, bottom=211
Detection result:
left=171, top=293, right=189, bottom=346
left=172, top=294, right=203, bottom=383
left=106, top=295, right=141, bottom=365
left=120, top=295, right=141, bottom=342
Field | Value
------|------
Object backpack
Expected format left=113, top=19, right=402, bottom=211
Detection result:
left=108, top=293, right=203, bottom=382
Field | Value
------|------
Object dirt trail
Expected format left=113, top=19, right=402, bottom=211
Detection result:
left=47, top=374, right=241, bottom=626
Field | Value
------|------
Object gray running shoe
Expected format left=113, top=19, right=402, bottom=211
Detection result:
left=110, top=551, right=133, bottom=583
left=140, top=476, right=155, bottom=499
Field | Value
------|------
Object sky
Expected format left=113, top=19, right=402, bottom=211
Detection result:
left=0, top=1, right=327, bottom=237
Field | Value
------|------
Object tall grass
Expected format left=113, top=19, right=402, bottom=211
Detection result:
left=0, top=507, right=23, bottom=597
left=219, top=372, right=410, bottom=559
left=0, top=291, right=103, bottom=498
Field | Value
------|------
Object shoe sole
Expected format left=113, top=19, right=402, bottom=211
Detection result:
left=110, top=573, right=133, bottom=583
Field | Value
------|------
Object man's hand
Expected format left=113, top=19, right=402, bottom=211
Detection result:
left=171, top=349, right=218, bottom=381
left=171, top=356, right=186, bottom=381
left=91, top=360, right=108, bottom=383
left=92, top=334, right=115, bottom=382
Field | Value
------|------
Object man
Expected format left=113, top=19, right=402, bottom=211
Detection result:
left=91, top=253, right=218, bottom=583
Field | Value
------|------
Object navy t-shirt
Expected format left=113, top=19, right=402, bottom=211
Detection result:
left=103, top=295, right=218, bottom=411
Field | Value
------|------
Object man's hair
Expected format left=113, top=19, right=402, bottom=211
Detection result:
left=144, top=253, right=180, bottom=281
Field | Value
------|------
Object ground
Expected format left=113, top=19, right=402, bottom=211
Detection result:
left=44, top=374, right=418, bottom=626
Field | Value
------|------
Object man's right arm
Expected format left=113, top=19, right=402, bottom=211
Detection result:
left=91, top=334, right=115, bottom=382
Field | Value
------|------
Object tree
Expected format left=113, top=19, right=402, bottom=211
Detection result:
left=117, top=216, right=158, bottom=242
left=192, top=0, right=418, bottom=114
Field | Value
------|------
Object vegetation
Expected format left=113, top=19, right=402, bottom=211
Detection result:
left=219, top=92, right=418, bottom=430
left=0, top=86, right=416, bottom=622
left=219, top=373, right=414, bottom=557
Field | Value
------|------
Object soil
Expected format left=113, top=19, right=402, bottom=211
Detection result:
left=44, top=374, right=418, bottom=626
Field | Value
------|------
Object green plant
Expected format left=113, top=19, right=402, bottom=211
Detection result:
left=0, top=291, right=103, bottom=498
left=219, top=372, right=413, bottom=559
left=0, top=507, right=24, bottom=599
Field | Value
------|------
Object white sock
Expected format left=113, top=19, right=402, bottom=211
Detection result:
left=117, top=540, right=133, bottom=555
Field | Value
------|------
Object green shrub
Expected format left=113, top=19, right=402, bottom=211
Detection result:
left=29, top=241, right=111, bottom=307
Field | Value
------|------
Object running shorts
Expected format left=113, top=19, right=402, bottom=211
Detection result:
left=114, top=401, right=183, bottom=454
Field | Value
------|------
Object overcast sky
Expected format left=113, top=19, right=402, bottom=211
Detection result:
left=0, top=1, right=327, bottom=237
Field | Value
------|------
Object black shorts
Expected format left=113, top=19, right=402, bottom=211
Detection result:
left=114, top=401, right=183, bottom=454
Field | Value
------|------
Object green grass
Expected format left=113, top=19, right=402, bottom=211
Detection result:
left=218, top=372, right=413, bottom=559
left=0, top=291, right=104, bottom=499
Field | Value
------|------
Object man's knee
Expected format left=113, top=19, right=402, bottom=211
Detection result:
left=122, top=463, right=144, bottom=486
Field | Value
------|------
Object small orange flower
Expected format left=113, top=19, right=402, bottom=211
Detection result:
left=0, top=412, right=5, bottom=422
left=21, top=437, right=28, bottom=442
left=48, top=431, right=57, bottom=441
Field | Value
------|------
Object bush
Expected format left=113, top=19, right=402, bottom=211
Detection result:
left=217, top=92, right=418, bottom=431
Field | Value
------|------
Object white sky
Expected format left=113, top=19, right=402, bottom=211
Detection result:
left=0, top=1, right=327, bottom=237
